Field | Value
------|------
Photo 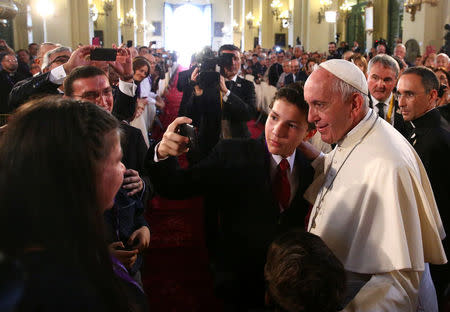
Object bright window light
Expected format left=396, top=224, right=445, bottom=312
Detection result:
left=36, top=0, right=55, bottom=18
left=164, top=3, right=212, bottom=67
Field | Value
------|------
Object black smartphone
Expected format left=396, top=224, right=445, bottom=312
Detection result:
left=177, top=123, right=197, bottom=149
left=90, top=48, right=117, bottom=61
left=127, top=40, right=133, bottom=48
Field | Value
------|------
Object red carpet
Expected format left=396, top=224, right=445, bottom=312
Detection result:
left=142, top=70, right=263, bottom=311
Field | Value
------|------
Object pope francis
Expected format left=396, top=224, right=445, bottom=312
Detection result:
left=303, top=59, right=447, bottom=311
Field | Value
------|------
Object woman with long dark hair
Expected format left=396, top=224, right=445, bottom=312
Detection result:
left=0, top=97, right=147, bottom=311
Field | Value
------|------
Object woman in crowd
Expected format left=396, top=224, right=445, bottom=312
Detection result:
left=350, top=53, right=368, bottom=78
left=434, top=67, right=450, bottom=122
left=434, top=67, right=450, bottom=106
left=0, top=97, right=147, bottom=311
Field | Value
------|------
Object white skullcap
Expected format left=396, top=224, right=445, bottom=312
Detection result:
left=319, top=59, right=368, bottom=95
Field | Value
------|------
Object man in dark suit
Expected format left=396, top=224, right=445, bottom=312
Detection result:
left=284, top=59, right=307, bottom=85
left=0, top=53, right=30, bottom=113
left=397, top=66, right=450, bottom=310
left=147, top=86, right=314, bottom=311
left=186, top=44, right=256, bottom=161
left=268, top=50, right=285, bottom=87
left=177, top=53, right=197, bottom=117
left=367, top=54, right=406, bottom=134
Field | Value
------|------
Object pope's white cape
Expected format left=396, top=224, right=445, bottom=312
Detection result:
left=306, top=109, right=446, bottom=274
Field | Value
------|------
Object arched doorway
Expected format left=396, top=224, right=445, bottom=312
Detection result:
left=164, top=3, right=212, bottom=66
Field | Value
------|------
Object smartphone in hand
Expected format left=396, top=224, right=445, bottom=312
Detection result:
left=90, top=48, right=117, bottom=61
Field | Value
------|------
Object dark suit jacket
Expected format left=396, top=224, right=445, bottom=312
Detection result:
left=404, top=109, right=450, bottom=251
left=0, top=70, right=31, bottom=113
left=438, top=103, right=450, bottom=123
left=8, top=72, right=61, bottom=111
left=268, top=63, right=283, bottom=87
left=369, top=95, right=406, bottom=134
left=146, top=137, right=313, bottom=308
left=284, top=71, right=308, bottom=86
left=177, top=66, right=196, bottom=117
left=284, top=73, right=294, bottom=85
left=186, top=76, right=256, bottom=160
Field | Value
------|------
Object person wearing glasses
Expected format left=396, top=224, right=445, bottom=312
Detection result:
left=397, top=66, right=450, bottom=310
left=0, top=52, right=30, bottom=114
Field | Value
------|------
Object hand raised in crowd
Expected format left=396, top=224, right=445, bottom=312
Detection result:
left=109, top=241, right=139, bottom=269
left=122, top=168, right=143, bottom=196
left=134, top=97, right=149, bottom=119
left=156, top=116, right=192, bottom=159
left=63, top=45, right=95, bottom=74
left=155, top=95, right=166, bottom=109
left=219, top=75, right=229, bottom=94
left=109, top=46, right=133, bottom=81
left=128, top=226, right=151, bottom=251
left=190, top=67, right=203, bottom=96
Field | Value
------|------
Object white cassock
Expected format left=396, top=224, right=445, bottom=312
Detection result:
left=305, top=109, right=447, bottom=312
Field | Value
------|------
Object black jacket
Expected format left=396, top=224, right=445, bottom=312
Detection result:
left=146, top=137, right=313, bottom=308
left=8, top=72, right=61, bottom=111
left=186, top=76, right=256, bottom=160
left=0, top=70, right=31, bottom=113
left=177, top=66, right=196, bottom=117
left=403, top=109, right=450, bottom=250
left=268, top=63, right=283, bottom=87
left=369, top=96, right=406, bottom=134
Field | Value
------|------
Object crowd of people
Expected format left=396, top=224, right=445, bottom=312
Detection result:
left=0, top=36, right=448, bottom=312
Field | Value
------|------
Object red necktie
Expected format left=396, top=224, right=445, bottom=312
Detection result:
left=273, top=159, right=291, bottom=212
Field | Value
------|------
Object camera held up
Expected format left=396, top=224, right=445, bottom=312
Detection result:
left=196, top=47, right=235, bottom=89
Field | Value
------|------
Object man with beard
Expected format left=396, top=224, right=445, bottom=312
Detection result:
left=327, top=42, right=340, bottom=60
left=0, top=53, right=30, bottom=113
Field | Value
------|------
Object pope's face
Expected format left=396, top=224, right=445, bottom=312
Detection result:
left=305, top=69, right=356, bottom=144
left=265, top=98, right=309, bottom=158
left=367, top=62, right=397, bottom=102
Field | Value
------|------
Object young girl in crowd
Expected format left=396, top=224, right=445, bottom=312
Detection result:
left=0, top=97, right=147, bottom=311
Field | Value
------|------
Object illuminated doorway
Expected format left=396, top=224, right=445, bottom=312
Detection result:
left=164, top=3, right=212, bottom=67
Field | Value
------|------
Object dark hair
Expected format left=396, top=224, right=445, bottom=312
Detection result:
left=137, top=46, right=148, bottom=53
left=270, top=83, right=314, bottom=130
left=28, top=43, right=38, bottom=48
left=392, top=55, right=405, bottom=71
left=0, top=52, right=14, bottom=63
left=132, top=56, right=150, bottom=76
left=402, top=66, right=440, bottom=93
left=433, top=67, right=450, bottom=86
left=328, top=42, right=336, bottom=46
left=0, top=97, right=135, bottom=311
left=265, top=229, right=346, bottom=312
left=63, top=65, right=107, bottom=96
left=219, top=44, right=239, bottom=55
left=16, top=49, right=30, bottom=56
